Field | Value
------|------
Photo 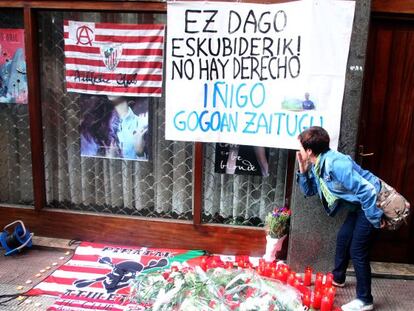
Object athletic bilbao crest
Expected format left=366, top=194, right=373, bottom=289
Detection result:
left=101, top=45, right=122, bottom=71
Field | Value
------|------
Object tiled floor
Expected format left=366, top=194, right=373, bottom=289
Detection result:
left=0, top=247, right=71, bottom=310
left=1, top=239, right=413, bottom=310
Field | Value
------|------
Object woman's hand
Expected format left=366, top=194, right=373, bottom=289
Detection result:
left=380, top=217, right=387, bottom=229
left=296, top=151, right=309, bottom=173
left=133, top=126, right=148, bottom=156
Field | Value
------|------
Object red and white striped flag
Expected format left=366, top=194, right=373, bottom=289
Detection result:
left=27, top=242, right=204, bottom=310
left=64, top=20, right=165, bottom=97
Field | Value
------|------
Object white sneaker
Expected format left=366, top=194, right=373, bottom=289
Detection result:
left=341, top=299, right=374, bottom=311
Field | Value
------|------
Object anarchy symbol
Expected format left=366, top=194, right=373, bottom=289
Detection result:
left=76, top=25, right=94, bottom=46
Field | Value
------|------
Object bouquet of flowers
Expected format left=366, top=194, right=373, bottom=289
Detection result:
left=265, top=206, right=291, bottom=239
left=130, top=265, right=304, bottom=311
left=263, top=206, right=291, bottom=262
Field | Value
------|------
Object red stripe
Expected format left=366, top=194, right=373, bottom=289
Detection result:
left=95, top=23, right=164, bottom=31
left=64, top=19, right=163, bottom=31
left=66, top=82, right=162, bottom=94
left=27, top=289, right=62, bottom=297
left=58, top=294, right=129, bottom=305
left=64, top=45, right=100, bottom=53
left=95, top=35, right=164, bottom=43
left=65, top=70, right=162, bottom=81
left=65, top=57, right=162, bottom=69
left=123, top=48, right=163, bottom=56
left=64, top=45, right=163, bottom=56
left=71, top=254, right=101, bottom=262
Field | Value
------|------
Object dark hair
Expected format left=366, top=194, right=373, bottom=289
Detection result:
left=80, top=95, right=120, bottom=156
left=298, top=126, right=330, bottom=155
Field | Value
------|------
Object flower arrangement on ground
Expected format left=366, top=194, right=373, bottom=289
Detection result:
left=263, top=206, right=291, bottom=262
left=130, top=264, right=304, bottom=311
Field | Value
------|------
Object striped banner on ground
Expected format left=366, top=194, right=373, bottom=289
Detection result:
left=27, top=242, right=205, bottom=310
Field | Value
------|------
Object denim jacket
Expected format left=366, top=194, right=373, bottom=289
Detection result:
left=296, top=150, right=383, bottom=228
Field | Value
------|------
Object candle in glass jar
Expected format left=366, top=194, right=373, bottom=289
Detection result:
left=302, top=293, right=311, bottom=308
left=325, top=286, right=336, bottom=300
left=312, top=290, right=322, bottom=309
left=287, top=272, right=296, bottom=286
left=304, top=266, right=312, bottom=286
left=315, top=272, right=323, bottom=290
left=325, top=272, right=333, bottom=287
left=275, top=270, right=284, bottom=281
left=320, top=294, right=333, bottom=311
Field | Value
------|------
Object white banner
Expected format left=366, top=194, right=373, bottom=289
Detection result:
left=165, top=0, right=355, bottom=150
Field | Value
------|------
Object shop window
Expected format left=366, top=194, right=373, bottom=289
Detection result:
left=38, top=11, right=193, bottom=219
left=202, top=143, right=288, bottom=226
left=36, top=10, right=288, bottom=226
left=0, top=9, right=33, bottom=206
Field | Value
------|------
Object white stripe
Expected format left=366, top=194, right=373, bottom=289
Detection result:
left=74, top=245, right=146, bottom=255
left=67, top=88, right=162, bottom=97
left=64, top=26, right=164, bottom=37
left=64, top=64, right=163, bottom=75
left=32, top=282, right=98, bottom=293
left=51, top=269, right=108, bottom=280
left=65, top=77, right=162, bottom=88
left=64, top=260, right=108, bottom=268
left=64, top=41, right=164, bottom=50
left=64, top=51, right=163, bottom=62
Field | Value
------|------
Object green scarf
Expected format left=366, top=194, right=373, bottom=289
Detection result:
left=314, top=155, right=338, bottom=207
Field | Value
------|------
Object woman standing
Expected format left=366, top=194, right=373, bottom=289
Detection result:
left=296, top=126, right=384, bottom=311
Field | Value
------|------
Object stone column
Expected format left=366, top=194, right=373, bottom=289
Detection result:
left=287, top=0, right=371, bottom=271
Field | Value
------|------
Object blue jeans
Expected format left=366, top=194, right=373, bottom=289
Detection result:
left=332, top=209, right=376, bottom=304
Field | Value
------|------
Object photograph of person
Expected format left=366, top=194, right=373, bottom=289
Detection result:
left=80, top=94, right=149, bottom=161
left=215, top=143, right=269, bottom=177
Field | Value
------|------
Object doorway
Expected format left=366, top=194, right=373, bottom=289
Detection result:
left=358, top=16, right=414, bottom=263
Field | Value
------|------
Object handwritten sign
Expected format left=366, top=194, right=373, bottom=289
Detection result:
left=165, top=1, right=355, bottom=150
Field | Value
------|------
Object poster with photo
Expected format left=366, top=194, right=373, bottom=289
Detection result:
left=214, top=143, right=269, bottom=176
left=0, top=29, right=27, bottom=104
left=80, top=94, right=149, bottom=161
left=165, top=1, right=356, bottom=150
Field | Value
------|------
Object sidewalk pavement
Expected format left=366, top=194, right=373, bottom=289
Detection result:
left=0, top=237, right=413, bottom=310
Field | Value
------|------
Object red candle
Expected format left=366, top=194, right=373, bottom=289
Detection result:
left=287, top=272, right=296, bottom=286
left=315, top=272, right=323, bottom=290
left=293, top=279, right=301, bottom=289
left=280, top=267, right=289, bottom=282
left=259, top=258, right=265, bottom=267
left=302, top=293, right=311, bottom=308
left=325, top=272, right=333, bottom=287
left=320, top=295, right=333, bottom=311
left=312, top=290, right=322, bottom=309
left=304, top=266, right=312, bottom=286
left=276, top=270, right=284, bottom=281
left=325, top=286, right=336, bottom=300
left=296, top=284, right=308, bottom=295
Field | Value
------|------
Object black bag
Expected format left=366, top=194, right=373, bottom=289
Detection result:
left=377, top=179, right=411, bottom=230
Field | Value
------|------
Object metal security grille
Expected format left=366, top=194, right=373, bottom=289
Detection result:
left=202, top=143, right=288, bottom=227
left=38, top=11, right=194, bottom=220
left=0, top=9, right=34, bottom=205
